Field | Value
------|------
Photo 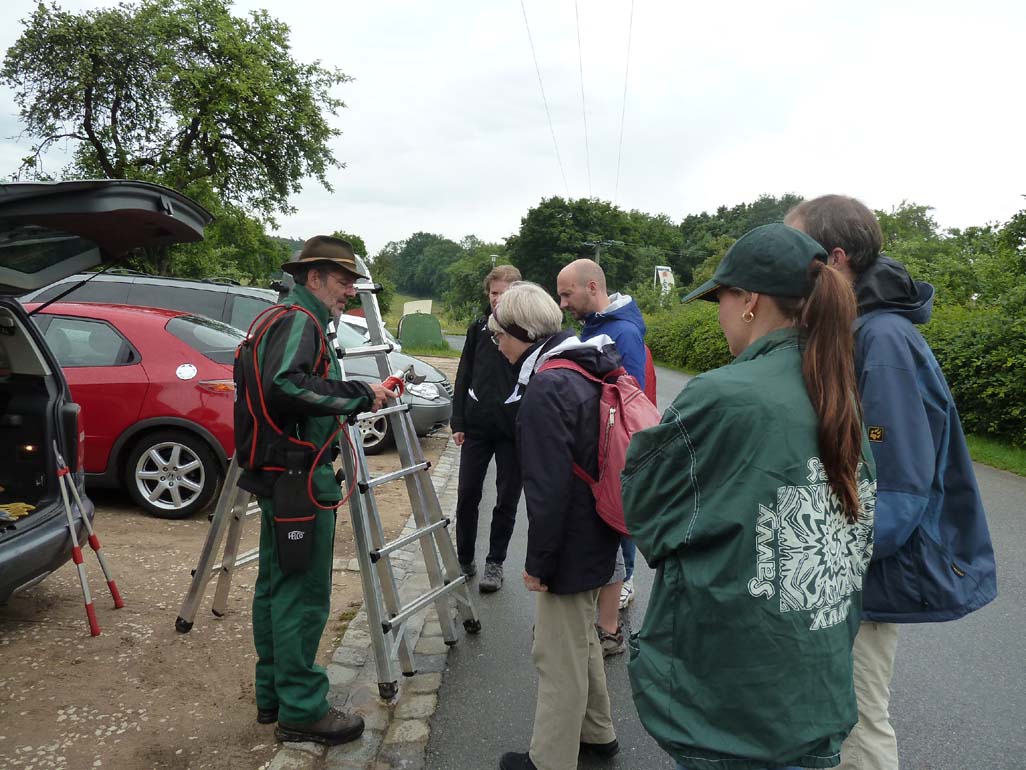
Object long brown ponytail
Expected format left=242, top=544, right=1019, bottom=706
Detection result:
left=776, top=261, right=863, bottom=521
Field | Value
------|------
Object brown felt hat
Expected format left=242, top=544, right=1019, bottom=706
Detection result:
left=281, top=235, right=368, bottom=279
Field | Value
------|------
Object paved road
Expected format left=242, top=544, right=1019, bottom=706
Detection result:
left=427, top=362, right=1024, bottom=769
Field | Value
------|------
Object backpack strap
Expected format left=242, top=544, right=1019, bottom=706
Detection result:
left=537, top=357, right=624, bottom=486
left=537, top=358, right=626, bottom=383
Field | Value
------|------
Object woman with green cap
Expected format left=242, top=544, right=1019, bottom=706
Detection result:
left=622, top=223, right=877, bottom=770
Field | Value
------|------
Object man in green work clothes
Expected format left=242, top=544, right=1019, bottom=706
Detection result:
left=236, top=235, right=395, bottom=745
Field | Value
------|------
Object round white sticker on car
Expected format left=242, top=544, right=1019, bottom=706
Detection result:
left=176, top=363, right=198, bottom=381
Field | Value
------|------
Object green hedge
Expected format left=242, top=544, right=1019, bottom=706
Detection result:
left=922, top=304, right=1026, bottom=447
left=645, top=302, right=1026, bottom=448
left=644, top=303, right=731, bottom=374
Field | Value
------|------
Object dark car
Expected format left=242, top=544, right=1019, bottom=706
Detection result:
left=0, top=180, right=211, bottom=603
left=24, top=270, right=453, bottom=454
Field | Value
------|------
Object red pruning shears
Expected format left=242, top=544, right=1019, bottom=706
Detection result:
left=382, top=364, right=426, bottom=398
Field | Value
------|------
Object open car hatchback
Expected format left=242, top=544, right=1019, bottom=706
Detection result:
left=0, top=180, right=211, bottom=603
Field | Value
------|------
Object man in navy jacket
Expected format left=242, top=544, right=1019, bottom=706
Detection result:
left=787, top=196, right=997, bottom=770
left=557, top=259, right=648, bottom=654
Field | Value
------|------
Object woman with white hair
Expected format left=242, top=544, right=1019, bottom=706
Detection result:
left=490, top=282, right=622, bottom=770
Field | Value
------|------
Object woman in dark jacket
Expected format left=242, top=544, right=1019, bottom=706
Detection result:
left=451, top=265, right=522, bottom=591
left=490, top=282, right=620, bottom=770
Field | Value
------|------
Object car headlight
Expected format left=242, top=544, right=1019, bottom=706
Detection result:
left=405, top=381, right=442, bottom=401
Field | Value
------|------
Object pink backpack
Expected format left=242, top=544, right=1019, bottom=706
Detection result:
left=537, top=359, right=662, bottom=535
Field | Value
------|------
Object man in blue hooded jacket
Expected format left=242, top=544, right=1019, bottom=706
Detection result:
left=557, top=258, right=647, bottom=654
left=786, top=196, right=998, bottom=770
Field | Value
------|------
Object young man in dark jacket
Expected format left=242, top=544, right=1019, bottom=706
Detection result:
left=451, top=265, right=523, bottom=592
left=556, top=258, right=648, bottom=653
left=237, top=236, right=394, bottom=746
left=489, top=281, right=620, bottom=770
left=786, top=197, right=998, bottom=770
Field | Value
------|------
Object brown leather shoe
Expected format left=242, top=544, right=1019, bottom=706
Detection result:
left=275, top=707, right=365, bottom=745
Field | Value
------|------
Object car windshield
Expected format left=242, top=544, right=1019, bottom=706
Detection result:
left=166, top=314, right=244, bottom=365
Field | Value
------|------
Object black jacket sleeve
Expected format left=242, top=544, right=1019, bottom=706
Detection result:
left=450, top=318, right=479, bottom=433
left=519, top=373, right=580, bottom=584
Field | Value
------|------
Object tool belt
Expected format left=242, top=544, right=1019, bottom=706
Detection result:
left=272, top=449, right=318, bottom=574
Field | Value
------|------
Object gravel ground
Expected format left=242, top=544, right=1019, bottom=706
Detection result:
left=0, top=357, right=458, bottom=770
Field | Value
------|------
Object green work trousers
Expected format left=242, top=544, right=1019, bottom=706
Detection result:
left=252, top=496, right=337, bottom=725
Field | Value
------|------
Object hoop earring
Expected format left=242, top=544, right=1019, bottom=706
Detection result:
left=741, top=310, right=755, bottom=324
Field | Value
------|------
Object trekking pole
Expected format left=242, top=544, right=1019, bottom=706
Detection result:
left=54, top=447, right=100, bottom=636
left=55, top=445, right=124, bottom=610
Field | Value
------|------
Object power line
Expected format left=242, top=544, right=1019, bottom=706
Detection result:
left=574, top=0, right=592, bottom=198
left=614, top=0, right=635, bottom=204
left=520, top=0, right=570, bottom=198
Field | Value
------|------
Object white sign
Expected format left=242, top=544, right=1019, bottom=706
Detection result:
left=654, top=265, right=675, bottom=295
left=403, top=299, right=433, bottom=315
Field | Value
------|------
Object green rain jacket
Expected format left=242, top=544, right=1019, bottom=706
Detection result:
left=239, top=284, right=374, bottom=501
left=622, top=328, right=877, bottom=770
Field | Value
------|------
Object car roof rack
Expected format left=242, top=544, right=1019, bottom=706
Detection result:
left=202, top=277, right=242, bottom=286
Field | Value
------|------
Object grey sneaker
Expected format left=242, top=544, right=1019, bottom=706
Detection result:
left=460, top=561, right=477, bottom=577
left=479, top=561, right=504, bottom=593
left=596, top=623, right=626, bottom=657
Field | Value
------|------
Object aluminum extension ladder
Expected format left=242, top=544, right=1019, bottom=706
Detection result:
left=175, top=275, right=481, bottom=699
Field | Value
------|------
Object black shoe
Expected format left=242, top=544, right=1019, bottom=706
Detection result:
left=275, top=707, right=365, bottom=745
left=499, top=752, right=537, bottom=770
left=460, top=561, right=477, bottom=577
left=256, top=705, right=278, bottom=724
left=580, top=738, right=620, bottom=758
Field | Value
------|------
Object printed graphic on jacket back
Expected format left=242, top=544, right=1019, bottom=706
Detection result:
left=748, top=457, right=875, bottom=630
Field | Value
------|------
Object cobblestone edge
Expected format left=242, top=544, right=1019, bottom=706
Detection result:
left=264, top=437, right=462, bottom=770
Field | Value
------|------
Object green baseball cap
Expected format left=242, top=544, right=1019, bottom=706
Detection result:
left=681, top=223, right=828, bottom=303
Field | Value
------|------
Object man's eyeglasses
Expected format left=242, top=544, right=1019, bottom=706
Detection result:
left=491, top=331, right=506, bottom=346
left=328, top=273, right=357, bottom=289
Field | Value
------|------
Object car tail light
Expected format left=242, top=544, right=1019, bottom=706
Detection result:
left=198, top=379, right=235, bottom=394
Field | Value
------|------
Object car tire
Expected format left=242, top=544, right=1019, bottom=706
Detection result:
left=359, top=414, right=394, bottom=455
left=124, top=430, right=221, bottom=519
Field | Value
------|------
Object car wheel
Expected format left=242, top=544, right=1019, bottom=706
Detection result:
left=359, top=414, right=394, bottom=455
left=125, top=430, right=221, bottom=519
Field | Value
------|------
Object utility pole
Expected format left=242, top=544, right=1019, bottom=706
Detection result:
left=581, top=239, right=625, bottom=267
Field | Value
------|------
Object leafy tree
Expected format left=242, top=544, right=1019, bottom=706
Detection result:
left=442, top=240, right=508, bottom=323
left=2, top=0, right=348, bottom=273
left=677, top=193, right=803, bottom=286
left=331, top=231, right=368, bottom=257
left=506, top=197, right=682, bottom=291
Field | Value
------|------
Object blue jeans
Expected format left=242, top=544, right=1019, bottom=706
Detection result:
left=621, top=536, right=635, bottom=581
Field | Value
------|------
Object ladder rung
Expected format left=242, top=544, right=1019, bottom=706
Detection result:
left=371, top=518, right=450, bottom=562
left=338, top=344, right=393, bottom=358
left=355, top=404, right=410, bottom=421
left=207, top=547, right=260, bottom=576
left=362, top=462, right=430, bottom=491
left=383, top=578, right=467, bottom=633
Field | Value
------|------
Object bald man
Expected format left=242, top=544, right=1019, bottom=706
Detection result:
left=556, top=260, right=647, bottom=391
left=555, top=259, right=648, bottom=655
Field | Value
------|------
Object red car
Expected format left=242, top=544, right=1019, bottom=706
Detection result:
left=23, top=302, right=240, bottom=519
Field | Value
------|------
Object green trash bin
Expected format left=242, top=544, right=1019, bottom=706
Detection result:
left=397, top=312, right=445, bottom=349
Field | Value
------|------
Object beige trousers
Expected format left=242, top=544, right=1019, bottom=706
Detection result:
left=839, top=621, right=901, bottom=770
left=529, top=588, right=616, bottom=770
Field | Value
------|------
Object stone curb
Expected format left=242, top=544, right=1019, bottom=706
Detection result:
left=264, top=438, right=463, bottom=770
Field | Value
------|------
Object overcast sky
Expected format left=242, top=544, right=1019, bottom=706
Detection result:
left=2, top=0, right=1024, bottom=255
